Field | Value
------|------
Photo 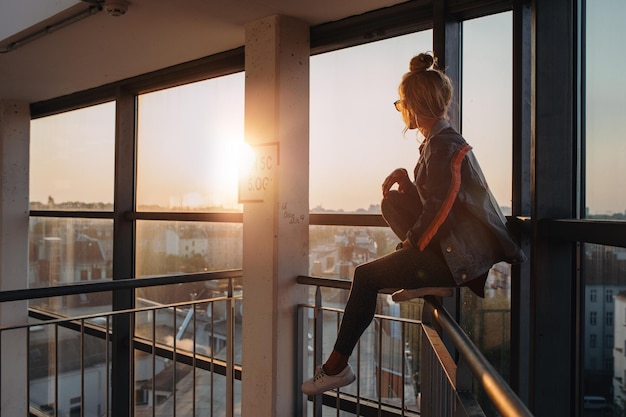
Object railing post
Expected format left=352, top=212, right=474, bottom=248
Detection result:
left=313, top=285, right=323, bottom=417
left=226, top=278, right=235, bottom=417
left=296, top=303, right=307, bottom=417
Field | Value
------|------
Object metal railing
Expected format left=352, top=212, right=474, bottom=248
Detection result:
left=0, top=270, right=242, bottom=417
left=421, top=295, right=533, bottom=417
left=297, top=276, right=533, bottom=417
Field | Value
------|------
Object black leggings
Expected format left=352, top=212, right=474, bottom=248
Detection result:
left=333, top=190, right=455, bottom=356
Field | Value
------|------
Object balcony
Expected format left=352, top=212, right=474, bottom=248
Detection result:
left=0, top=271, right=531, bottom=417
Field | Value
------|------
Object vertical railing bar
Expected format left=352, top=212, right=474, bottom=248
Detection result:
left=173, top=306, right=178, bottom=417
left=210, top=301, right=215, bottom=417
left=192, top=303, right=197, bottom=417
left=296, top=303, right=305, bottom=417
left=313, top=286, right=323, bottom=417
left=401, top=321, right=406, bottom=417
left=105, top=315, right=110, bottom=417
left=0, top=330, right=6, bottom=416
left=80, top=318, right=85, bottom=417
left=335, top=310, right=340, bottom=417
left=26, top=329, right=30, bottom=417
left=152, top=310, right=156, bottom=417
left=54, top=324, right=59, bottom=417
left=226, top=278, right=234, bottom=417
left=0, top=331, right=2, bottom=416
left=377, top=318, right=382, bottom=416
left=356, top=339, right=361, bottom=417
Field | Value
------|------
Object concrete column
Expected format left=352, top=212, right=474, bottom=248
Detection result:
left=0, top=100, right=30, bottom=415
left=241, top=15, right=309, bottom=417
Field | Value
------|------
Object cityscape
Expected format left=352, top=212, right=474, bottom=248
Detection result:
left=26, top=197, right=626, bottom=415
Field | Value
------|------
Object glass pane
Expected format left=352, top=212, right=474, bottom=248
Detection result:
left=135, top=220, right=242, bottom=277
left=30, top=102, right=115, bottom=210
left=136, top=73, right=245, bottom=212
left=582, top=243, right=625, bottom=415
left=585, top=1, right=626, bottom=218
left=462, top=12, right=513, bottom=211
left=28, top=321, right=110, bottom=417
left=28, top=217, right=113, bottom=314
left=310, top=31, right=432, bottom=213
left=135, top=220, right=242, bottom=304
left=460, top=12, right=513, bottom=416
left=309, top=225, right=400, bottom=279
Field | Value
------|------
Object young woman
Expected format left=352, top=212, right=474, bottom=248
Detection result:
left=301, top=52, right=526, bottom=396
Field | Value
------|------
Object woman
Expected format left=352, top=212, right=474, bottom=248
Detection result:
left=301, top=52, right=526, bottom=396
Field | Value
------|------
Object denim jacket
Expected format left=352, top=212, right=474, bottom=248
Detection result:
left=405, top=121, right=527, bottom=286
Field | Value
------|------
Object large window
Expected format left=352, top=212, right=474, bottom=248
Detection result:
left=310, top=31, right=432, bottom=214
left=308, top=31, right=432, bottom=273
left=30, top=102, right=115, bottom=209
left=136, top=73, right=245, bottom=212
left=459, top=13, right=513, bottom=413
left=29, top=103, right=116, bottom=314
left=29, top=72, right=246, bottom=415
left=308, top=32, right=432, bottom=414
left=582, top=1, right=626, bottom=413
left=585, top=0, right=626, bottom=219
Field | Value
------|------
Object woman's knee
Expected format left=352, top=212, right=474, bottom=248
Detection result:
left=352, top=264, right=373, bottom=287
left=381, top=191, right=402, bottom=214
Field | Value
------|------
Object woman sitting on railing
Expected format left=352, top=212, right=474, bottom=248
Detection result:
left=301, top=52, right=527, bottom=396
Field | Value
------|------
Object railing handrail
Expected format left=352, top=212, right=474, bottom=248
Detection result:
left=298, top=275, right=533, bottom=417
left=424, top=295, right=533, bottom=417
left=296, top=274, right=351, bottom=290
left=0, top=268, right=243, bottom=303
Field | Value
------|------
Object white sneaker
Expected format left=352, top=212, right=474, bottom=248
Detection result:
left=301, top=364, right=356, bottom=396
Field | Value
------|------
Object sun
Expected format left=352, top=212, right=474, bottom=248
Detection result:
left=207, top=137, right=255, bottom=207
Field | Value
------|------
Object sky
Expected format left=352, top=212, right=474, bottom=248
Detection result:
left=29, top=7, right=626, bottom=215
left=584, top=0, right=626, bottom=216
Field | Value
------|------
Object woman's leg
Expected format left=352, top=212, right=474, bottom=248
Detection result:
left=302, top=246, right=456, bottom=395
left=331, top=245, right=454, bottom=359
left=381, top=190, right=422, bottom=241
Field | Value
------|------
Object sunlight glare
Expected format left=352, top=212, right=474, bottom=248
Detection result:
left=238, top=142, right=256, bottom=177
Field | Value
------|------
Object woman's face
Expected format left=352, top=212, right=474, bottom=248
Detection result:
left=399, top=100, right=418, bottom=130
left=397, top=87, right=419, bottom=131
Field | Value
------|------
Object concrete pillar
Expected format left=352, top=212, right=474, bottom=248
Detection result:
left=241, top=15, right=310, bottom=417
left=0, top=100, right=30, bottom=415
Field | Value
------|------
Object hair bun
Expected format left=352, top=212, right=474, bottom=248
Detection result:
left=409, top=52, right=436, bottom=73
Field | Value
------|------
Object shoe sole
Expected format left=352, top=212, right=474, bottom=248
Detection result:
left=391, top=287, right=454, bottom=302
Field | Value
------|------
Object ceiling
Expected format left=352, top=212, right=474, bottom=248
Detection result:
left=0, top=0, right=407, bottom=104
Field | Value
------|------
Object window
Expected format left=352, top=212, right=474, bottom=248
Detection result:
left=309, top=32, right=431, bottom=214
left=459, top=12, right=513, bottom=387
left=590, top=334, right=596, bottom=348
left=308, top=32, right=432, bottom=411
left=590, top=289, right=597, bottom=302
left=135, top=74, right=245, bottom=308
left=29, top=102, right=116, bottom=315
left=30, top=102, right=115, bottom=210
left=585, top=0, right=626, bottom=219
left=136, top=73, right=245, bottom=212
left=583, top=244, right=626, bottom=406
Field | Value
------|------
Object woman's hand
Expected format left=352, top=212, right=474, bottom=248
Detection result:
left=382, top=168, right=412, bottom=197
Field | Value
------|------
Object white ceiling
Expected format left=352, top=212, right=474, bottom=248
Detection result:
left=0, top=0, right=406, bottom=103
